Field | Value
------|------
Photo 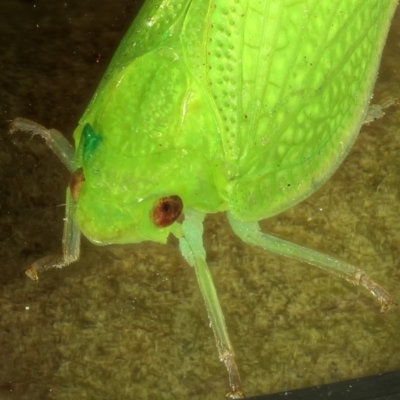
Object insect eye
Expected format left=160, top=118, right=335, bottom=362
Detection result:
left=152, top=196, right=183, bottom=228
left=69, top=168, right=86, bottom=202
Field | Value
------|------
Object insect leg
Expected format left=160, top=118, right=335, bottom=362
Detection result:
left=364, top=97, right=398, bottom=125
left=179, top=211, right=245, bottom=399
left=25, top=189, right=81, bottom=281
left=9, top=117, right=75, bottom=173
left=9, top=118, right=80, bottom=280
left=227, top=212, right=395, bottom=314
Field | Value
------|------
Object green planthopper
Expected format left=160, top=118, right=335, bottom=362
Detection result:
left=10, top=0, right=398, bottom=397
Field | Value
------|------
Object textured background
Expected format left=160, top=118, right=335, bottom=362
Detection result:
left=0, top=1, right=399, bottom=399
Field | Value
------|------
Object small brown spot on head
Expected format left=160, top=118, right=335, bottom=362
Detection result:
left=152, top=196, right=183, bottom=228
left=69, top=168, right=86, bottom=202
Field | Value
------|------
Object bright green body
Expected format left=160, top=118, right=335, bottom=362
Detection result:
left=11, top=1, right=396, bottom=397
left=73, top=0, right=396, bottom=246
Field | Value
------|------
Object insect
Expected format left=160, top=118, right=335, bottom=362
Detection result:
left=9, top=1, right=397, bottom=398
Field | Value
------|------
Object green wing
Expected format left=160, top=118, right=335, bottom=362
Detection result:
left=203, top=0, right=397, bottom=221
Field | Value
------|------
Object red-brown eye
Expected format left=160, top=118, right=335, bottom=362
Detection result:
left=152, top=196, right=183, bottom=227
left=69, top=168, right=86, bottom=202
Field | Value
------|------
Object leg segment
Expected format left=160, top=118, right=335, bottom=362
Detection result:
left=228, top=212, right=395, bottom=313
left=9, top=117, right=75, bottom=173
left=179, top=211, right=245, bottom=399
left=25, top=189, right=81, bottom=281
left=9, top=118, right=80, bottom=280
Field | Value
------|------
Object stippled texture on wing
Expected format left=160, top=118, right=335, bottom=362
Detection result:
left=205, top=0, right=397, bottom=221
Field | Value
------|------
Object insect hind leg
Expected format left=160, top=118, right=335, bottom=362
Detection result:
left=227, top=212, right=395, bottom=313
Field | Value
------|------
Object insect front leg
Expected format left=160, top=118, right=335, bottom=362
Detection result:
left=9, top=117, right=75, bottom=173
left=9, top=118, right=80, bottom=280
left=228, top=213, right=396, bottom=314
left=25, top=189, right=81, bottom=282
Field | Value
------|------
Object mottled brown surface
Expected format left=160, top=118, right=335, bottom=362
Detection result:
left=0, top=1, right=399, bottom=399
